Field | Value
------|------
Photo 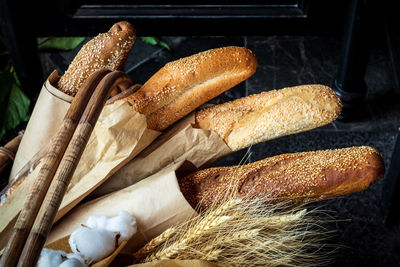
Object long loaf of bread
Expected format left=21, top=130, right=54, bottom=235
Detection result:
left=179, top=146, right=385, bottom=210
left=91, top=84, right=341, bottom=198
left=125, top=46, right=258, bottom=131
left=57, top=21, right=136, bottom=96
left=194, top=84, right=342, bottom=151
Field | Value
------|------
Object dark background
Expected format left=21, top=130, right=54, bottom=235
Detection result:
left=1, top=1, right=400, bottom=266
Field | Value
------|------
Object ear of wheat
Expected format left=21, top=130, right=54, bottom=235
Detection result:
left=134, top=196, right=334, bottom=267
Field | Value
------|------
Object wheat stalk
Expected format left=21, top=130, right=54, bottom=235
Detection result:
left=134, top=227, right=177, bottom=261
left=145, top=201, right=238, bottom=262
left=135, top=196, right=334, bottom=267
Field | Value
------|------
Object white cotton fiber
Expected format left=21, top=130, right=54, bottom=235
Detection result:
left=38, top=211, right=137, bottom=266
left=104, top=210, right=137, bottom=241
left=85, top=214, right=109, bottom=229
left=85, top=210, right=137, bottom=243
left=66, top=211, right=137, bottom=264
left=58, top=254, right=87, bottom=267
left=38, top=248, right=66, bottom=267
left=69, top=226, right=118, bottom=263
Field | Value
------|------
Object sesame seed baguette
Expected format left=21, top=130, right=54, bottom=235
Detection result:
left=178, top=146, right=385, bottom=210
left=57, top=21, right=136, bottom=96
left=193, top=84, right=342, bottom=151
left=124, top=46, right=258, bottom=131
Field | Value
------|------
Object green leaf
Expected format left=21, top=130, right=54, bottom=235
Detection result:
left=141, top=37, right=158, bottom=46
left=0, top=71, right=31, bottom=141
left=38, top=37, right=85, bottom=51
left=159, top=41, right=171, bottom=50
left=140, top=37, right=171, bottom=51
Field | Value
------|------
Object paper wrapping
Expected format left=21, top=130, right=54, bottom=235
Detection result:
left=9, top=71, right=73, bottom=181
left=45, top=234, right=215, bottom=267
left=91, top=113, right=232, bottom=198
left=130, top=260, right=218, bottom=267
left=0, top=94, right=160, bottom=251
left=45, top=238, right=217, bottom=267
left=46, top=161, right=197, bottom=255
left=45, top=236, right=128, bottom=267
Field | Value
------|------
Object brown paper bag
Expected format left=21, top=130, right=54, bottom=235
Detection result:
left=46, top=161, right=197, bottom=255
left=0, top=97, right=160, bottom=251
left=45, top=236, right=128, bottom=267
left=9, top=71, right=72, bottom=181
left=45, top=236, right=215, bottom=267
left=129, top=260, right=218, bottom=267
left=91, top=113, right=232, bottom=198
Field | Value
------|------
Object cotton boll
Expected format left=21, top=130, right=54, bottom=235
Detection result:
left=66, top=253, right=86, bottom=264
left=38, top=248, right=66, bottom=267
left=59, top=259, right=84, bottom=267
left=69, top=226, right=118, bottom=263
left=85, top=214, right=109, bottom=229
left=58, top=254, right=87, bottom=267
left=104, top=211, right=137, bottom=242
left=59, top=257, right=87, bottom=267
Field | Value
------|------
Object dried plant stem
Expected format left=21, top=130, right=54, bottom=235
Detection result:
left=135, top=197, right=334, bottom=267
left=134, top=227, right=176, bottom=260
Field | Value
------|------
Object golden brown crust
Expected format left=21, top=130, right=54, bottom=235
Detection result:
left=194, top=84, right=342, bottom=151
left=125, top=46, right=258, bottom=131
left=178, top=146, right=385, bottom=210
left=57, top=21, right=136, bottom=96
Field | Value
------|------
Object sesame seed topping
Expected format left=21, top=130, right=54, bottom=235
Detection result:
left=57, top=22, right=136, bottom=96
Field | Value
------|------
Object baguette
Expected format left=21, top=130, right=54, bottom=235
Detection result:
left=178, top=146, right=385, bottom=210
left=194, top=84, right=342, bottom=151
left=91, top=84, right=340, bottom=198
left=124, top=46, right=258, bottom=131
left=57, top=21, right=136, bottom=96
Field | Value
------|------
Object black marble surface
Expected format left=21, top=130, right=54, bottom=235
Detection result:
left=34, top=34, right=400, bottom=266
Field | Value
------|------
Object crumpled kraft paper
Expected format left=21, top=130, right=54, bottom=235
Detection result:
left=46, top=161, right=197, bottom=255
left=9, top=71, right=72, bottom=181
left=129, top=260, right=218, bottom=267
left=45, top=235, right=128, bottom=267
left=91, top=112, right=232, bottom=198
left=45, top=234, right=216, bottom=267
left=0, top=88, right=160, bottom=251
